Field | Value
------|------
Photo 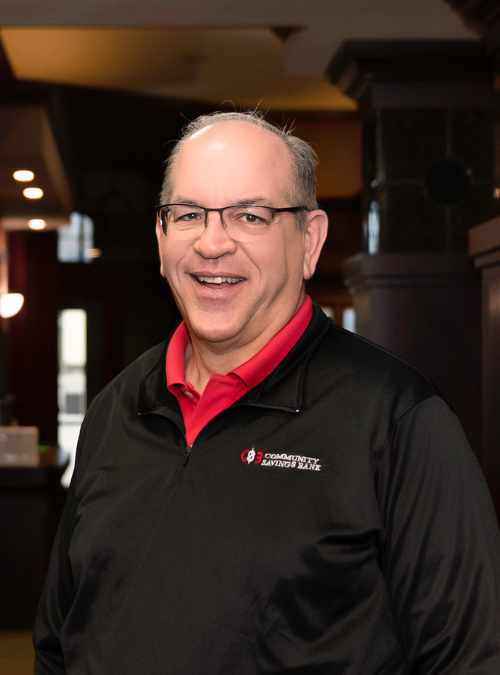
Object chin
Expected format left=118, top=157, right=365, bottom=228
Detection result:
left=187, top=317, right=242, bottom=344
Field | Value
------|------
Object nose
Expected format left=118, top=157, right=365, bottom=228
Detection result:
left=193, top=210, right=238, bottom=258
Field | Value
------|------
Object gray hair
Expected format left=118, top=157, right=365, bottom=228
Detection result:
left=160, top=111, right=319, bottom=229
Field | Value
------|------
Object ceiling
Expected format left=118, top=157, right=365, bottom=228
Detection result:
left=0, top=0, right=476, bottom=112
left=0, top=106, right=73, bottom=230
left=0, top=0, right=481, bottom=233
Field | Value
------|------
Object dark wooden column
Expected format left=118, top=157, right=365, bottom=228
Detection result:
left=344, top=253, right=481, bottom=452
left=330, top=41, right=495, bottom=457
left=328, top=41, right=496, bottom=254
left=469, top=217, right=500, bottom=516
left=445, top=1, right=500, bottom=54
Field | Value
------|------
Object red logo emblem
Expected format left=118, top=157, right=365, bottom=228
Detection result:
left=241, top=447, right=263, bottom=464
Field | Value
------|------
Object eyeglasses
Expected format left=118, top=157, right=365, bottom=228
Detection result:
left=157, top=203, right=307, bottom=242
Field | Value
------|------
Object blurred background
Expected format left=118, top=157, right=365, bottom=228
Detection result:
left=1, top=0, right=500, bottom=669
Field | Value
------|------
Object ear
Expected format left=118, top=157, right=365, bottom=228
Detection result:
left=303, top=209, right=328, bottom=280
left=155, top=215, right=166, bottom=278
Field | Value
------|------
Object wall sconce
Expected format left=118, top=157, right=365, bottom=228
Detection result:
left=0, top=292, right=24, bottom=319
left=0, top=246, right=24, bottom=319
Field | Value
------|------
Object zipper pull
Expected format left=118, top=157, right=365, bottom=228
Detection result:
left=182, top=445, right=192, bottom=465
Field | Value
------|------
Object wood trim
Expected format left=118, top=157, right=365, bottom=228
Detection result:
left=468, top=216, right=500, bottom=257
left=327, top=40, right=494, bottom=106
left=444, top=1, right=500, bottom=41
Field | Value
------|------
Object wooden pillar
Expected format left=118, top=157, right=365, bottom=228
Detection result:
left=328, top=41, right=496, bottom=254
left=328, top=41, right=495, bottom=457
left=469, top=217, right=500, bottom=516
left=344, top=253, right=481, bottom=453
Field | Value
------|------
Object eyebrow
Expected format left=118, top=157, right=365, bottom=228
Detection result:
left=169, top=197, right=199, bottom=206
left=169, top=197, right=273, bottom=207
left=233, top=198, right=270, bottom=206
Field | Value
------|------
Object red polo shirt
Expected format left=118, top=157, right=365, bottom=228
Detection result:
left=167, top=296, right=312, bottom=446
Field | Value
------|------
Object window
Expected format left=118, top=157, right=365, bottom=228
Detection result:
left=342, top=307, right=356, bottom=333
left=363, top=200, right=380, bottom=254
left=58, top=212, right=98, bottom=263
left=58, top=309, right=87, bottom=486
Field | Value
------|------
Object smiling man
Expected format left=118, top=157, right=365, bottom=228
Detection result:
left=156, top=119, right=327, bottom=395
left=34, top=112, right=500, bottom=675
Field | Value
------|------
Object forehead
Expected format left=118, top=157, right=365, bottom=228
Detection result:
left=170, top=122, right=292, bottom=204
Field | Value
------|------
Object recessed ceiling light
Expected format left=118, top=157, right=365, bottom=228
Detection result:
left=23, top=187, right=43, bottom=199
left=13, top=170, right=35, bottom=182
left=28, top=219, right=46, bottom=230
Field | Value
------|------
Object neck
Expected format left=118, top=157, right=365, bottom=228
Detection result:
left=184, top=294, right=305, bottom=394
left=184, top=340, right=246, bottom=394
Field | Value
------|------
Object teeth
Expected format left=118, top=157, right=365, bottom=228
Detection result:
left=196, top=276, right=243, bottom=284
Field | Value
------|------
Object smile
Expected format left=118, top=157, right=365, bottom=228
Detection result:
left=195, top=276, right=244, bottom=285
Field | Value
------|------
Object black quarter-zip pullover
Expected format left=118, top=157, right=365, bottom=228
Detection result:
left=34, top=305, right=500, bottom=674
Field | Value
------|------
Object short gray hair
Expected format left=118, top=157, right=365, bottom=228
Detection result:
left=160, top=111, right=319, bottom=229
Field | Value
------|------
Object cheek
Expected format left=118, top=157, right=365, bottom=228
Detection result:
left=246, top=236, right=294, bottom=276
left=268, top=236, right=305, bottom=283
left=160, top=244, right=185, bottom=285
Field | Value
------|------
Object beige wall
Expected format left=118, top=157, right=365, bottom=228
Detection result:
left=293, top=121, right=362, bottom=200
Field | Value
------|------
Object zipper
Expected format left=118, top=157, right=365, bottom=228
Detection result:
left=174, top=400, right=301, bottom=482
left=177, top=444, right=192, bottom=480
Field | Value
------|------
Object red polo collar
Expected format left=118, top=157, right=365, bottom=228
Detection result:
left=167, top=296, right=312, bottom=446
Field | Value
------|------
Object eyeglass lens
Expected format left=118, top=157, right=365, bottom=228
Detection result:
left=160, top=205, right=276, bottom=241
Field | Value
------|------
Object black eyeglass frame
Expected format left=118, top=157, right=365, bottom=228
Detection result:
left=156, top=203, right=308, bottom=236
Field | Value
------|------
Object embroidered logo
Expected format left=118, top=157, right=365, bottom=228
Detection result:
left=241, top=448, right=263, bottom=464
left=241, top=447, right=321, bottom=472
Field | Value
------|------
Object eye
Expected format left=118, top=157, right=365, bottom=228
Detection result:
left=170, top=206, right=204, bottom=224
left=231, top=207, right=271, bottom=227
left=240, top=213, right=261, bottom=224
left=177, top=211, right=203, bottom=222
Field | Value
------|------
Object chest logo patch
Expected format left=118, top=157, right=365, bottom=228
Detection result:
left=241, top=447, right=321, bottom=472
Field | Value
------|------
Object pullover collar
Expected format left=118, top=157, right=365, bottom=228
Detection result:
left=137, top=302, right=332, bottom=420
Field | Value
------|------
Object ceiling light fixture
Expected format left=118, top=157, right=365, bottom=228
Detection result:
left=0, top=292, right=24, bottom=319
left=23, top=187, right=43, bottom=199
left=13, top=170, right=35, bottom=182
left=28, top=219, right=46, bottom=230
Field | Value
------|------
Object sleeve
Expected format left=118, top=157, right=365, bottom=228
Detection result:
left=376, top=395, right=500, bottom=674
left=32, top=479, right=77, bottom=674
left=32, top=379, right=112, bottom=673
left=32, top=394, right=99, bottom=675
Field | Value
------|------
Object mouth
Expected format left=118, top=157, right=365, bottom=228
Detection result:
left=194, top=275, right=244, bottom=285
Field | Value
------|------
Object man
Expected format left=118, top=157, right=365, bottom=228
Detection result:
left=34, top=112, right=500, bottom=674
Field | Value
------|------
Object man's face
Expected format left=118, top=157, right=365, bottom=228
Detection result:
left=156, top=121, right=325, bottom=356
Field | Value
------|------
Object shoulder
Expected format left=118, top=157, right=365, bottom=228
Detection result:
left=83, top=341, right=167, bottom=428
left=95, top=342, right=165, bottom=401
left=72, top=341, right=167, bottom=478
left=307, top=317, right=437, bottom=423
